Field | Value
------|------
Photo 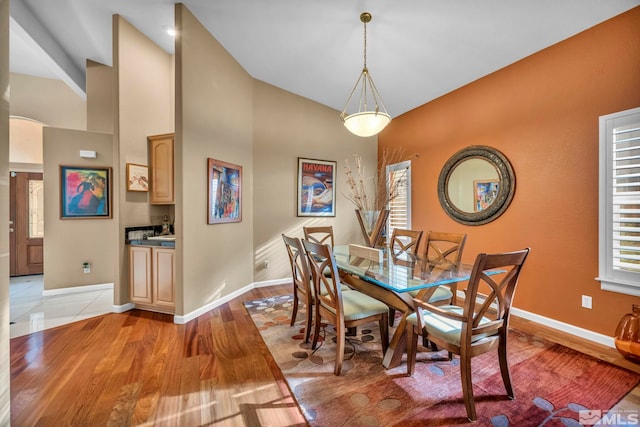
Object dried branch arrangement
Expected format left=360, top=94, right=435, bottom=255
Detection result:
left=343, top=147, right=417, bottom=211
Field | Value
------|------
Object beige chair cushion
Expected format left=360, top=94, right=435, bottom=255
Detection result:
left=317, top=283, right=351, bottom=296
left=321, top=290, right=389, bottom=322
left=406, top=305, right=496, bottom=346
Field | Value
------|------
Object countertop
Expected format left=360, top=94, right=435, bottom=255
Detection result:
left=147, top=235, right=176, bottom=241
left=127, top=239, right=175, bottom=248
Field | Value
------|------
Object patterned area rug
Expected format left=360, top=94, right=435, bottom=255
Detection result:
left=244, top=295, right=640, bottom=426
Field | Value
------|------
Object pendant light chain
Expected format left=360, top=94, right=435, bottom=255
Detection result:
left=363, top=16, right=367, bottom=71
left=361, top=16, right=369, bottom=112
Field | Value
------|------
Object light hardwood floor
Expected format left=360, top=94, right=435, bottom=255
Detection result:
left=9, top=284, right=640, bottom=426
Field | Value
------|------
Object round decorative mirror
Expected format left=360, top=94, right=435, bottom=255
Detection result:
left=437, top=146, right=515, bottom=225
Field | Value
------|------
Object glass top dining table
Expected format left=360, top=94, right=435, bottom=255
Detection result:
left=332, top=245, right=475, bottom=293
left=332, top=244, right=503, bottom=369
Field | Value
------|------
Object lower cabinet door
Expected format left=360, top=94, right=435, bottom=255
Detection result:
left=130, top=246, right=152, bottom=304
left=153, top=247, right=175, bottom=309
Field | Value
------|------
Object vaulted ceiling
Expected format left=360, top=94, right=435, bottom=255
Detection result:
left=9, top=0, right=640, bottom=116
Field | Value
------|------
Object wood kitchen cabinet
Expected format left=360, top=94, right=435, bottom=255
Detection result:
left=148, top=133, right=174, bottom=204
left=129, top=245, right=175, bottom=313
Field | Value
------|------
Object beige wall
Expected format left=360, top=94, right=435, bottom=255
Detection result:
left=0, top=0, right=10, bottom=422
left=113, top=14, right=173, bottom=225
left=9, top=72, right=86, bottom=173
left=175, top=4, right=254, bottom=315
left=9, top=73, right=85, bottom=129
left=9, top=116, right=44, bottom=164
left=252, top=80, right=378, bottom=282
left=43, top=128, right=116, bottom=289
left=86, top=60, right=113, bottom=133
left=113, top=15, right=174, bottom=304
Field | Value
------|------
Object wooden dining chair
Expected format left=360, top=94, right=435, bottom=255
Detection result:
left=304, top=225, right=339, bottom=282
left=388, top=228, right=423, bottom=325
left=302, top=239, right=389, bottom=375
left=421, top=231, right=468, bottom=305
left=303, top=226, right=334, bottom=248
left=389, top=228, right=423, bottom=255
left=406, top=248, right=530, bottom=421
left=282, top=234, right=314, bottom=343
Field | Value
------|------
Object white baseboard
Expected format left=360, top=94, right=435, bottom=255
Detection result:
left=254, top=278, right=290, bottom=288
left=120, top=278, right=616, bottom=350
left=453, top=289, right=615, bottom=348
left=510, top=307, right=615, bottom=348
left=113, top=302, right=135, bottom=313
left=173, top=282, right=256, bottom=324
left=109, top=277, right=291, bottom=323
left=42, top=282, right=113, bottom=296
left=41, top=282, right=131, bottom=314
left=173, top=278, right=292, bottom=323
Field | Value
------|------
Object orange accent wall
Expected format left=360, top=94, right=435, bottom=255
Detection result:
left=379, top=7, right=640, bottom=336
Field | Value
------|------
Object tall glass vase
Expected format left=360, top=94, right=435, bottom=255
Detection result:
left=355, top=209, right=389, bottom=247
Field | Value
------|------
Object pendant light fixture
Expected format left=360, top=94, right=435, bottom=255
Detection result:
left=340, top=12, right=391, bottom=137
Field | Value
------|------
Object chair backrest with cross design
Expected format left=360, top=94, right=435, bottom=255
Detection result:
left=303, top=226, right=334, bottom=249
left=389, top=228, right=423, bottom=255
left=423, top=231, right=468, bottom=304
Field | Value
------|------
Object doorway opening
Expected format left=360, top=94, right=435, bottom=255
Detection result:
left=9, top=116, right=46, bottom=277
left=9, top=171, right=44, bottom=276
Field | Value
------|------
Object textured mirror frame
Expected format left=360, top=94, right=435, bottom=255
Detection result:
left=438, top=145, right=515, bottom=225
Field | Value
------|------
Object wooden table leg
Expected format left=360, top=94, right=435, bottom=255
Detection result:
left=382, top=313, right=408, bottom=368
left=340, top=272, right=415, bottom=369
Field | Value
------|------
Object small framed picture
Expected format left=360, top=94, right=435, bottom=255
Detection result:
left=60, top=166, right=112, bottom=219
left=208, top=158, right=242, bottom=224
left=297, top=158, right=336, bottom=217
left=474, top=179, right=499, bottom=212
left=126, top=163, right=149, bottom=192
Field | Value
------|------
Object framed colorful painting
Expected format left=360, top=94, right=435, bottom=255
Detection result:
left=126, top=163, right=149, bottom=192
left=60, top=166, right=112, bottom=219
left=297, top=158, right=336, bottom=217
left=208, top=158, right=242, bottom=224
left=474, top=179, right=499, bottom=212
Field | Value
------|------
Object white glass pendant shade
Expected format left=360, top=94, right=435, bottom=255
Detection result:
left=340, top=12, right=391, bottom=138
left=343, top=111, right=391, bottom=137
left=340, top=69, right=392, bottom=137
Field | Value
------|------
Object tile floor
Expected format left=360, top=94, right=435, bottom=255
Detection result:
left=9, top=275, right=114, bottom=339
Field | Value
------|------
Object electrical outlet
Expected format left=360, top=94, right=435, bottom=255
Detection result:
left=581, top=295, right=592, bottom=309
left=264, top=260, right=270, bottom=269
left=83, top=262, right=91, bottom=274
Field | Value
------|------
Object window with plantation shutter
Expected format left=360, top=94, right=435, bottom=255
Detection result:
left=386, top=160, right=411, bottom=238
left=599, top=107, right=640, bottom=296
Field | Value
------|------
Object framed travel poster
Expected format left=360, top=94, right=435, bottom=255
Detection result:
left=474, top=179, right=499, bottom=212
left=297, top=158, right=336, bottom=217
left=60, top=166, right=112, bottom=219
left=208, top=158, right=242, bottom=224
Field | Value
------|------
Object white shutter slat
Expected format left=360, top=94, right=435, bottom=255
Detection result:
left=386, top=161, right=411, bottom=236
left=611, top=115, right=640, bottom=274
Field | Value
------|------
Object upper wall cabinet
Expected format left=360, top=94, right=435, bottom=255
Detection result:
left=148, top=133, right=174, bottom=204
